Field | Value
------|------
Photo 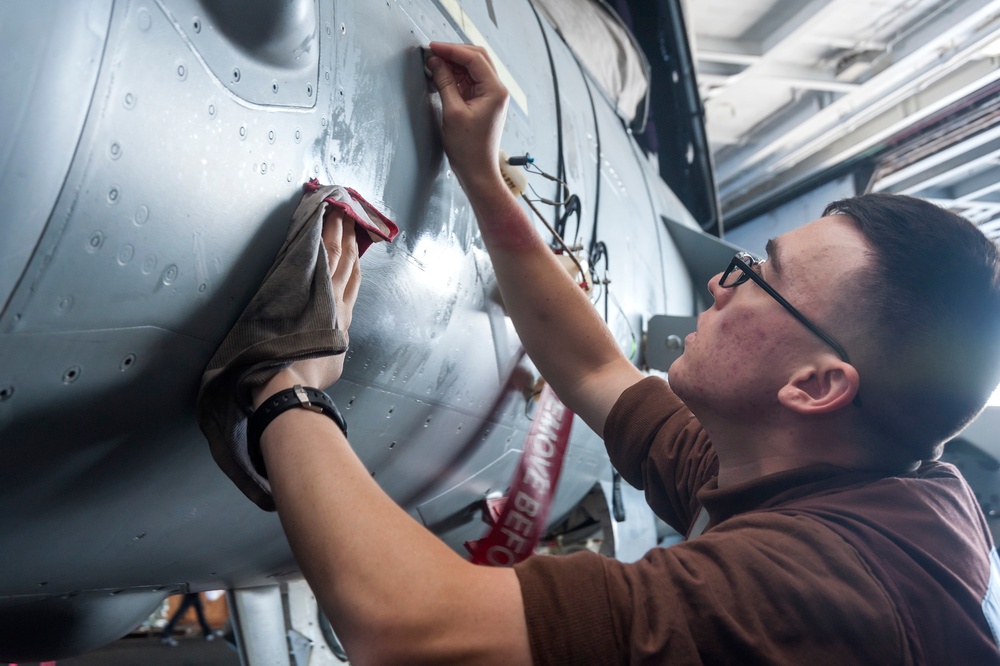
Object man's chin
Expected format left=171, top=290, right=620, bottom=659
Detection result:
left=666, top=358, right=686, bottom=394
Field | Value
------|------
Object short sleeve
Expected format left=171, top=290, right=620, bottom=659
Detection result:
left=603, top=376, right=717, bottom=531
left=515, top=512, right=905, bottom=665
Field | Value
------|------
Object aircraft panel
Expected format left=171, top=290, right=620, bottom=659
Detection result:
left=0, top=1, right=113, bottom=317
left=0, top=0, right=710, bottom=658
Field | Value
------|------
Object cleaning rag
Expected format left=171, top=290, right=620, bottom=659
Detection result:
left=197, top=180, right=398, bottom=510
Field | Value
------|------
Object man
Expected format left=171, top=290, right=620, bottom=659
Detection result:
left=248, top=42, right=1000, bottom=663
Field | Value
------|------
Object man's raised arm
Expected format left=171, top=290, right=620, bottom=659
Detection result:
left=427, top=42, right=644, bottom=435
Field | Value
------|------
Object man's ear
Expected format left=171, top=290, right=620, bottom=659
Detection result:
left=777, top=359, right=860, bottom=414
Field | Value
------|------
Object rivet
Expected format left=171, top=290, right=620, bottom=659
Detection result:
left=120, top=354, right=137, bottom=371
left=176, top=63, right=187, bottom=80
left=260, top=162, right=267, bottom=174
left=294, top=129, right=302, bottom=143
left=272, top=81, right=279, bottom=93
left=109, top=142, right=122, bottom=159
left=0, top=385, right=14, bottom=401
left=321, top=117, right=327, bottom=127
left=162, top=264, right=178, bottom=285
left=123, top=92, right=136, bottom=109
left=208, top=103, right=216, bottom=117
left=57, top=295, right=74, bottom=312
left=134, top=204, right=149, bottom=226
left=117, top=244, right=134, bottom=265
left=306, top=84, right=313, bottom=97
left=233, top=67, right=241, bottom=83
left=142, top=254, right=157, bottom=274
left=192, top=17, right=201, bottom=33
left=63, top=365, right=82, bottom=384
left=239, top=124, right=247, bottom=140
left=341, top=23, right=346, bottom=34
left=87, top=232, right=104, bottom=252
left=326, top=24, right=332, bottom=36
left=267, top=129, right=275, bottom=143
left=198, top=283, right=207, bottom=293
left=137, top=8, right=152, bottom=30
left=107, top=186, right=120, bottom=204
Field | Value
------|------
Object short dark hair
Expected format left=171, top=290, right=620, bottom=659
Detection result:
left=823, top=193, right=1000, bottom=466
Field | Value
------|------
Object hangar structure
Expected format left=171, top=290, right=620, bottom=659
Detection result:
left=687, top=0, right=1000, bottom=239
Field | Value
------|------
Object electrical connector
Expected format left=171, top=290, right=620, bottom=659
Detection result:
left=499, top=149, right=528, bottom=196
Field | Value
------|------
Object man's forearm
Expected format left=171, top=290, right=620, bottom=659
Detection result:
left=461, top=173, right=644, bottom=433
left=259, top=406, right=530, bottom=664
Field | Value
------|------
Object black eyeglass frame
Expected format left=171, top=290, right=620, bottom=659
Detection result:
left=720, top=252, right=852, bottom=364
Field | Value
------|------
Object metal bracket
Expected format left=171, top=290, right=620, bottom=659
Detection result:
left=644, top=315, right=696, bottom=372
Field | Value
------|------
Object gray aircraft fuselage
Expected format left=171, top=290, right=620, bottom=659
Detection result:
left=0, top=0, right=704, bottom=658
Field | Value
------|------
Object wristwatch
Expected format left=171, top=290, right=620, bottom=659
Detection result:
left=247, top=385, right=347, bottom=478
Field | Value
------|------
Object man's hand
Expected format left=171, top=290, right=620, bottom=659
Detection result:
left=426, top=43, right=645, bottom=436
left=252, top=209, right=361, bottom=408
left=427, top=42, right=509, bottom=194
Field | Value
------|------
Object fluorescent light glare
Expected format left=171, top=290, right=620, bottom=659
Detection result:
left=989, top=382, right=1000, bottom=408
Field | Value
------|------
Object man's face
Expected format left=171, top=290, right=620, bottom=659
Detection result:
left=668, top=215, right=870, bottom=415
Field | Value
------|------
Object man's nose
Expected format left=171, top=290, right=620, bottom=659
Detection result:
left=707, top=272, right=724, bottom=302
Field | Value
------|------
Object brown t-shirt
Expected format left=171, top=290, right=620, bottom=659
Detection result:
left=515, top=377, right=1000, bottom=664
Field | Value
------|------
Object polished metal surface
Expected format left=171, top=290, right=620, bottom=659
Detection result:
left=0, top=0, right=707, bottom=658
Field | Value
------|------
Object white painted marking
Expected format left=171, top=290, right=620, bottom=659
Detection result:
left=439, top=0, right=529, bottom=115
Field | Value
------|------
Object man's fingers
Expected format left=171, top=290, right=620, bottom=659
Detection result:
left=331, top=218, right=358, bottom=291
left=427, top=55, right=466, bottom=109
left=322, top=209, right=345, bottom=263
left=341, top=260, right=362, bottom=331
left=429, top=42, right=497, bottom=80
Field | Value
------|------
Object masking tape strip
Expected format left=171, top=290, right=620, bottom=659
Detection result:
left=438, top=0, right=529, bottom=116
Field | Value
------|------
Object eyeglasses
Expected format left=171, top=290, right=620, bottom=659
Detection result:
left=720, top=252, right=851, bottom=363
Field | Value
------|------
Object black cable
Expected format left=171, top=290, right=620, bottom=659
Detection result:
left=612, top=471, right=626, bottom=522
left=527, top=2, right=567, bottom=228
left=589, top=240, right=609, bottom=320
left=556, top=194, right=581, bottom=241
left=571, top=52, right=603, bottom=260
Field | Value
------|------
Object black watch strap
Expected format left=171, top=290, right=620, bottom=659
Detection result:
left=247, top=385, right=347, bottom=478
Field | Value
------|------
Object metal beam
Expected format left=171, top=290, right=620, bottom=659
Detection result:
left=756, top=63, right=860, bottom=93
left=875, top=126, right=1000, bottom=195
left=951, top=164, right=1000, bottom=201
left=722, top=54, right=1000, bottom=217
left=754, top=0, right=834, bottom=54
left=696, top=35, right=763, bottom=65
left=716, top=0, right=1000, bottom=214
